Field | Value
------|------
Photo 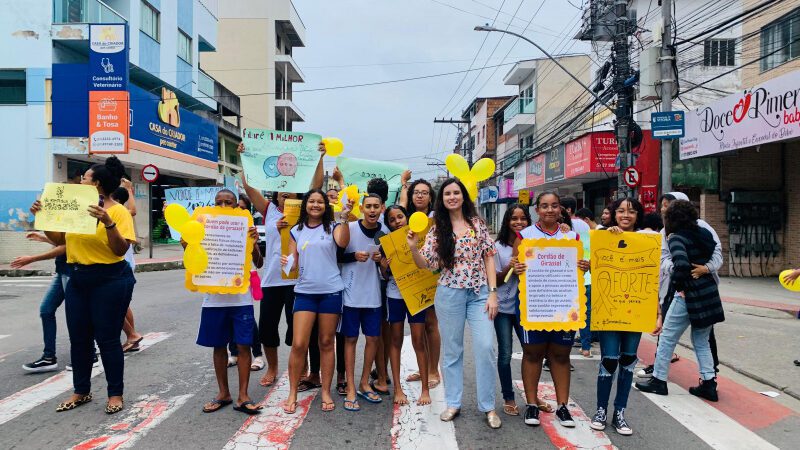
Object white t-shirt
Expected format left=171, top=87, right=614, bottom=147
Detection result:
left=386, top=274, right=401, bottom=299
left=570, top=218, right=592, bottom=286
left=261, top=202, right=295, bottom=287
left=520, top=223, right=577, bottom=241
left=494, top=242, right=518, bottom=315
left=290, top=222, right=344, bottom=294
left=570, top=216, right=591, bottom=235
left=202, top=292, right=253, bottom=308
left=341, top=221, right=382, bottom=308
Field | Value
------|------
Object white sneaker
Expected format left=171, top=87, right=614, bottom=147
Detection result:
left=227, top=356, right=238, bottom=367
left=251, top=356, right=265, bottom=371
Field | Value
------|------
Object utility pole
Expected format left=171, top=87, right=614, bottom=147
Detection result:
left=433, top=117, right=472, bottom=164
left=612, top=0, right=634, bottom=199
left=660, top=0, right=674, bottom=194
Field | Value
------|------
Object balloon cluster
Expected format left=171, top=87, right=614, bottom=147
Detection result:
left=164, top=203, right=208, bottom=275
left=321, top=137, right=344, bottom=157
left=444, top=154, right=496, bottom=201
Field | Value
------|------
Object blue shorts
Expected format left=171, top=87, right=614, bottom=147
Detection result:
left=293, top=291, right=343, bottom=315
left=386, top=297, right=426, bottom=324
left=339, top=306, right=382, bottom=337
left=197, top=305, right=255, bottom=348
left=518, top=329, right=576, bottom=347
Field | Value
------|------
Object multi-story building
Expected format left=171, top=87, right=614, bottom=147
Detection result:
left=0, top=0, right=242, bottom=262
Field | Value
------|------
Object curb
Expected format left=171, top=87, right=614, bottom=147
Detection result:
left=0, top=260, right=184, bottom=277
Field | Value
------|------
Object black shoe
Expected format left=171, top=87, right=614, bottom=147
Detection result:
left=795, top=359, right=800, bottom=367
left=22, top=356, right=58, bottom=373
left=368, top=369, right=391, bottom=385
left=66, top=353, right=99, bottom=372
left=523, top=404, right=540, bottom=426
left=635, top=377, right=668, bottom=395
left=636, top=365, right=654, bottom=378
left=688, top=378, right=718, bottom=402
left=612, top=408, right=632, bottom=435
left=543, top=360, right=550, bottom=372
left=590, top=407, right=607, bottom=431
left=556, top=404, right=575, bottom=427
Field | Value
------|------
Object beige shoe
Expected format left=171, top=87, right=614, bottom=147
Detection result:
left=486, top=411, right=502, bottom=429
left=439, top=408, right=461, bottom=422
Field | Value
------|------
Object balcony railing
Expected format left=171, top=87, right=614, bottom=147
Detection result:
left=503, top=97, right=535, bottom=123
left=198, top=70, right=215, bottom=98
left=53, top=0, right=126, bottom=24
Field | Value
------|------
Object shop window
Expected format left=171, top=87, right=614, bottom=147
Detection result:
left=761, top=9, right=800, bottom=71
left=671, top=145, right=719, bottom=192
left=0, top=70, right=26, bottom=104
left=703, top=39, right=735, bottom=67
left=140, top=1, right=160, bottom=42
left=178, top=30, right=192, bottom=64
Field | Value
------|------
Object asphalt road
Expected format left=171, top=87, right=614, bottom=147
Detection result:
left=0, top=271, right=798, bottom=449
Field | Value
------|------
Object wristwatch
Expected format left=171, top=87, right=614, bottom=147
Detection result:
left=488, top=287, right=497, bottom=293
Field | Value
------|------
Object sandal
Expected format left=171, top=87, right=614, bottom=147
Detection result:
left=343, top=398, right=360, bottom=412
left=56, top=393, right=93, bottom=412
left=406, top=372, right=421, bottom=382
left=202, top=399, right=232, bottom=413
left=503, top=403, right=520, bottom=416
left=283, top=401, right=297, bottom=415
left=260, top=373, right=276, bottom=387
left=298, top=379, right=322, bottom=392
left=357, top=390, right=382, bottom=404
left=336, top=382, right=347, bottom=396
left=321, top=400, right=336, bottom=412
left=671, top=354, right=680, bottom=363
left=105, top=398, right=124, bottom=415
left=428, top=378, right=441, bottom=389
left=122, top=337, right=142, bottom=353
left=582, top=349, right=592, bottom=358
left=227, top=356, right=238, bottom=368
left=233, top=400, right=263, bottom=415
left=537, top=402, right=554, bottom=413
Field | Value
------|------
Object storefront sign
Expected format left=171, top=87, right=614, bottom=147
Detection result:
left=88, top=90, right=129, bottom=154
left=526, top=153, right=545, bottom=188
left=89, top=24, right=128, bottom=91
left=498, top=179, right=517, bottom=199
left=651, top=111, right=685, bottom=139
left=544, top=145, right=565, bottom=183
left=513, top=163, right=526, bottom=191
left=478, top=186, right=499, bottom=204
left=129, top=85, right=218, bottom=162
left=564, top=131, right=618, bottom=178
left=680, top=69, right=800, bottom=159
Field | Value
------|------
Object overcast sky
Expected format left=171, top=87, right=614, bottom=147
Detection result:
left=290, top=0, right=592, bottom=179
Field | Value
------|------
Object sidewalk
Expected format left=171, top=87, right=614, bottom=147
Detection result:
left=0, top=244, right=184, bottom=276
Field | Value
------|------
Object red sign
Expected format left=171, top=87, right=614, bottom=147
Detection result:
left=624, top=167, right=640, bottom=187
left=636, top=130, right=660, bottom=213
left=89, top=90, right=129, bottom=154
left=526, top=153, right=545, bottom=188
left=141, top=164, right=159, bottom=183
left=564, top=131, right=617, bottom=178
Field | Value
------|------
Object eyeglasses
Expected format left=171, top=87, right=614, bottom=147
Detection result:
left=412, top=191, right=430, bottom=197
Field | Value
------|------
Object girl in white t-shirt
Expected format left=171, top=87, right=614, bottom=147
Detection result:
left=281, top=189, right=351, bottom=414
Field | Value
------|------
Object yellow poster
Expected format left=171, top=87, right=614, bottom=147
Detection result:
left=379, top=222, right=439, bottom=316
left=518, top=190, right=530, bottom=205
left=517, top=238, right=586, bottom=331
left=185, top=206, right=254, bottom=294
left=34, top=183, right=99, bottom=235
left=590, top=230, right=661, bottom=332
left=280, top=199, right=302, bottom=279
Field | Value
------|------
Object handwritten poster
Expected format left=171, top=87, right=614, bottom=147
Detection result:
left=34, top=183, right=98, bottom=234
left=518, top=238, right=586, bottom=331
left=185, top=206, right=254, bottom=294
left=336, top=156, right=407, bottom=205
left=590, top=231, right=661, bottom=332
left=165, top=186, right=230, bottom=240
left=241, top=129, right=321, bottom=193
left=379, top=223, right=439, bottom=316
left=280, top=199, right=302, bottom=279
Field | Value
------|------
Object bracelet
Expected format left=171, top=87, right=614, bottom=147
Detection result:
left=104, top=222, right=117, bottom=229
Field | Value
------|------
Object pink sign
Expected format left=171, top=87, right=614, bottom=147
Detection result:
left=498, top=179, right=517, bottom=199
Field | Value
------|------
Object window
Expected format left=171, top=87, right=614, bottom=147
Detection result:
left=0, top=70, right=26, bottom=104
left=140, top=1, right=159, bottom=41
left=703, top=39, right=735, bottom=67
left=276, top=34, right=282, bottom=53
left=761, top=9, right=800, bottom=71
left=178, top=30, right=192, bottom=63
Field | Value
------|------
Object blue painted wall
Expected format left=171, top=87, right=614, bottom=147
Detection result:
left=138, top=31, right=160, bottom=74
left=176, top=57, right=192, bottom=95
left=177, top=0, right=193, bottom=36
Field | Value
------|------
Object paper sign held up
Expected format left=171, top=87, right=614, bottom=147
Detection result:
left=379, top=222, right=438, bottom=316
left=241, top=129, right=321, bottom=193
left=34, top=183, right=99, bottom=235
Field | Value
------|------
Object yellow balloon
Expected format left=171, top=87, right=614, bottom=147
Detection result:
left=164, top=203, right=190, bottom=230
left=184, top=244, right=208, bottom=275
left=323, top=137, right=344, bottom=157
left=338, top=185, right=362, bottom=217
left=409, top=212, right=429, bottom=233
left=465, top=181, right=479, bottom=202
left=181, top=220, right=205, bottom=245
left=445, top=154, right=470, bottom=178
left=470, top=158, right=496, bottom=181
left=779, top=270, right=800, bottom=292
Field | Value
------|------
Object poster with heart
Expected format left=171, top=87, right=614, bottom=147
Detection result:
left=589, top=230, right=661, bottom=332
left=240, top=129, right=322, bottom=193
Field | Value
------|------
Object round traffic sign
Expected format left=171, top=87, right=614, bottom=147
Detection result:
left=141, top=164, right=160, bottom=183
left=624, top=167, right=640, bottom=188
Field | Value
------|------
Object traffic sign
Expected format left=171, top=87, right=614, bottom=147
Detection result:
left=651, top=111, right=685, bottom=139
left=141, top=164, right=159, bottom=183
left=624, top=167, right=640, bottom=188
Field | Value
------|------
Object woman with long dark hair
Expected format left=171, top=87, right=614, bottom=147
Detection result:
left=407, top=178, right=501, bottom=429
left=30, top=156, right=136, bottom=414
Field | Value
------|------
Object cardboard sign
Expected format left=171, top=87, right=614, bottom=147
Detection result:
left=241, top=129, right=322, bottom=193
left=589, top=230, right=661, bottom=332
left=185, top=206, right=254, bottom=294
left=518, top=238, right=586, bottom=331
left=164, top=187, right=231, bottom=240
left=280, top=198, right=302, bottom=279
left=34, top=183, right=99, bottom=234
left=518, top=190, right=530, bottom=205
left=336, top=156, right=407, bottom=205
left=379, top=222, right=439, bottom=316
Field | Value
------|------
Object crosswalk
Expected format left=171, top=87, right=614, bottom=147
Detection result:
left=0, top=276, right=53, bottom=289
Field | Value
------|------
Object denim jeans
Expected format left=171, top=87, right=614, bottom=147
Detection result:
left=494, top=312, right=523, bottom=402
left=579, top=285, right=592, bottom=351
left=653, top=295, right=715, bottom=381
left=436, top=285, right=496, bottom=412
left=40, top=273, right=69, bottom=359
left=65, top=261, right=135, bottom=397
left=597, top=330, right=641, bottom=410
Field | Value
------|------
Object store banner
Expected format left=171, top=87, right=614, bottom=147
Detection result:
left=544, top=144, right=565, bottom=183
left=564, top=131, right=618, bottom=178
left=680, top=69, right=800, bottom=159
left=498, top=179, right=517, bottom=199
left=513, top=163, right=526, bottom=191
left=478, top=186, right=499, bottom=204
left=88, top=90, right=129, bottom=154
left=89, top=24, right=128, bottom=91
left=526, top=153, right=545, bottom=188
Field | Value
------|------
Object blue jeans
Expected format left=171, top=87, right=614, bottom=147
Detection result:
left=436, top=285, right=496, bottom=412
left=580, top=285, right=592, bottom=351
left=597, top=330, right=641, bottom=410
left=653, top=295, right=715, bottom=381
left=494, top=312, right=523, bottom=402
left=40, top=273, right=69, bottom=359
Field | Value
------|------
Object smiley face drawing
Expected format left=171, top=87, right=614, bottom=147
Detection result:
left=263, top=155, right=280, bottom=178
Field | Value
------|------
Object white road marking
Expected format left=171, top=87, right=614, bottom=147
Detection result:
left=637, top=381, right=779, bottom=450
left=0, top=334, right=10, bottom=340
left=391, top=335, right=458, bottom=450
left=0, top=332, right=171, bottom=426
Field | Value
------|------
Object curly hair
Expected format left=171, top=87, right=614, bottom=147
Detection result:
left=433, top=178, right=478, bottom=270
left=497, top=204, right=531, bottom=246
left=406, top=179, right=436, bottom=215
left=297, top=189, right=335, bottom=234
left=664, top=200, right=698, bottom=236
left=609, top=197, right=645, bottom=231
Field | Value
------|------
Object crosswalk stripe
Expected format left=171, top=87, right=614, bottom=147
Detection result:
left=68, top=393, right=192, bottom=450
left=0, top=332, right=171, bottom=427
left=0, top=334, right=10, bottom=340
left=637, top=382, right=779, bottom=449
left=513, top=380, right=615, bottom=449
left=0, top=277, right=52, bottom=283
left=391, top=335, right=458, bottom=450
left=223, top=370, right=318, bottom=449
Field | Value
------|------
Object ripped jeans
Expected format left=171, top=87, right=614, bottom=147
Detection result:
left=597, top=331, right=642, bottom=411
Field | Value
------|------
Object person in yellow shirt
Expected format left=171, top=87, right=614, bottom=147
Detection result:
left=30, top=156, right=136, bottom=415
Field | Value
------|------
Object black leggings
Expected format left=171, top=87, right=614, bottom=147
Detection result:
left=259, top=285, right=295, bottom=347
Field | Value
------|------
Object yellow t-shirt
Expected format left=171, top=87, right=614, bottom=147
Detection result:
left=66, top=204, right=136, bottom=265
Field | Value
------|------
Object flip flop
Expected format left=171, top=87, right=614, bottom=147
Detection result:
left=357, top=390, right=382, bottom=404
left=336, top=382, right=347, bottom=396
left=537, top=402, right=554, bottom=413
left=370, top=381, right=390, bottom=396
left=298, top=379, right=322, bottom=392
left=343, top=398, right=360, bottom=411
left=283, top=401, right=297, bottom=415
left=321, top=400, right=336, bottom=412
left=503, top=404, right=519, bottom=416
left=428, top=378, right=441, bottom=389
left=122, top=337, right=143, bottom=353
left=260, top=374, right=276, bottom=387
left=671, top=354, right=680, bottom=363
left=406, top=372, right=421, bottom=382
left=233, top=401, right=263, bottom=415
left=202, top=399, right=233, bottom=413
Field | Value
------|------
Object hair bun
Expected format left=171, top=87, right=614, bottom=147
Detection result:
left=104, top=156, right=126, bottom=179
